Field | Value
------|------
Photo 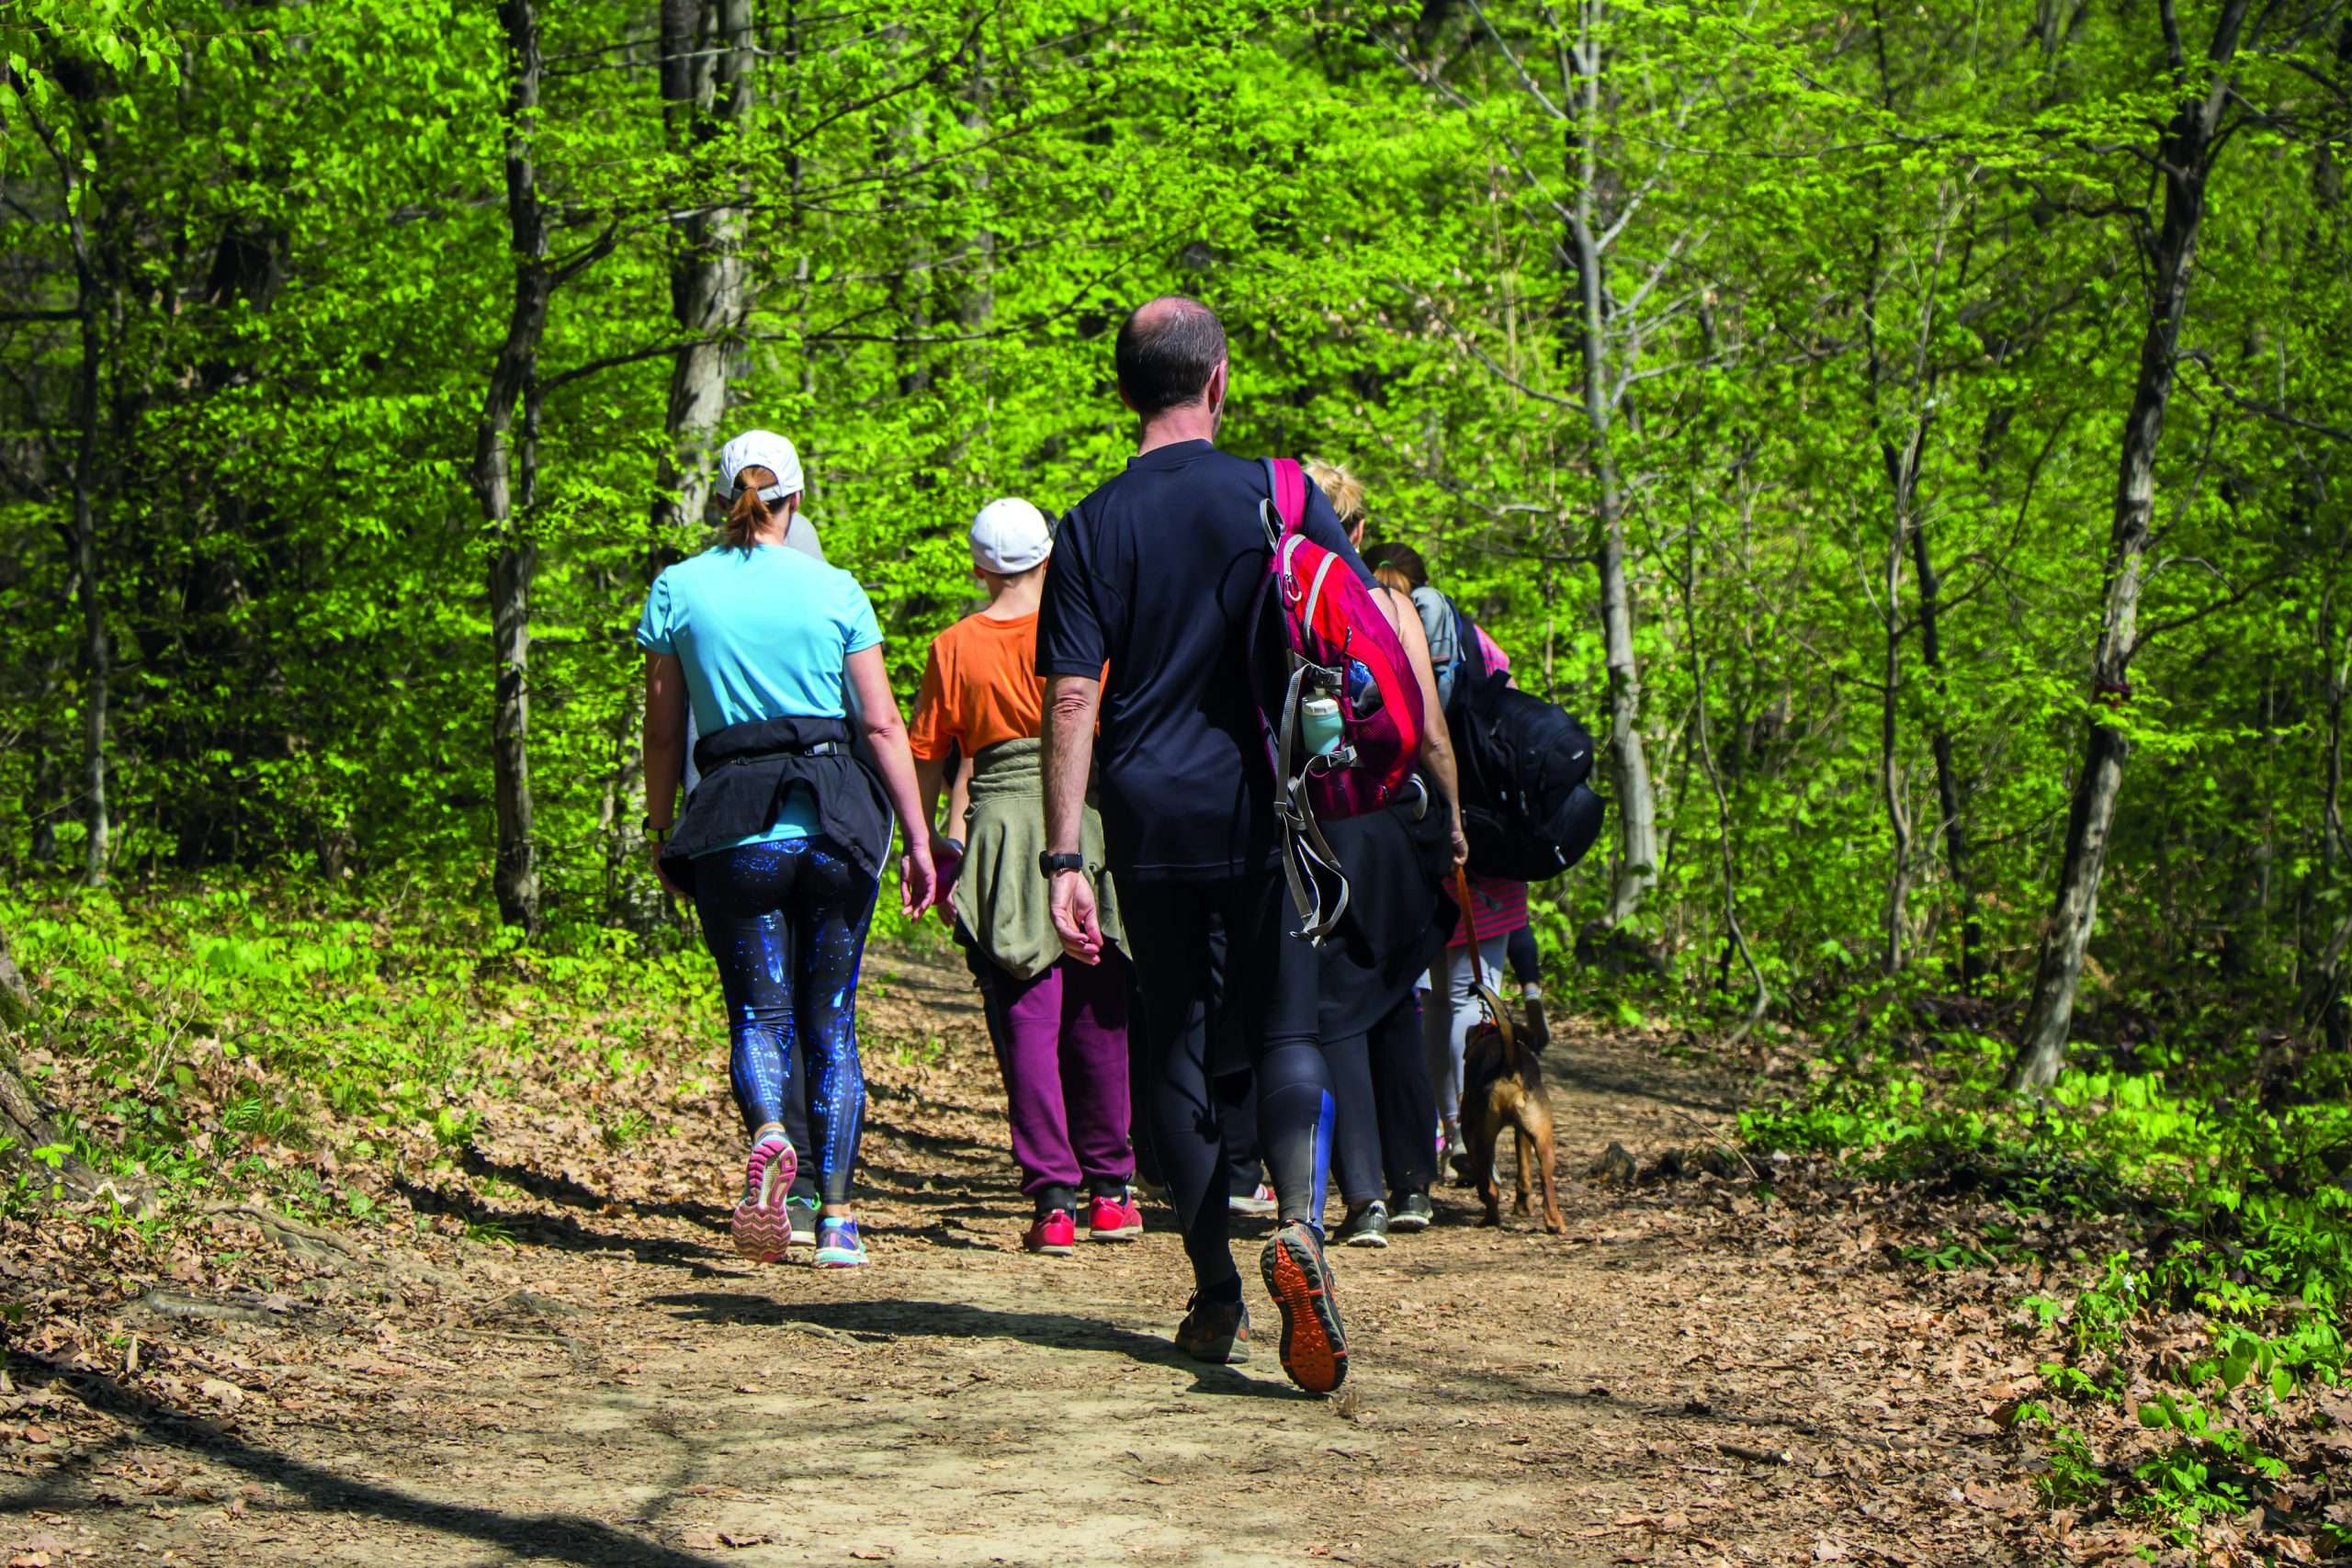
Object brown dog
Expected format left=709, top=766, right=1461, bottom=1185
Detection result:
left=1457, top=985, right=1566, bottom=1234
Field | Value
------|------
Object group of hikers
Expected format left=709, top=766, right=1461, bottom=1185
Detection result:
left=638, top=295, right=1579, bottom=1395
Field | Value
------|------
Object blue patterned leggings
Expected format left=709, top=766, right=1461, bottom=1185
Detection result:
left=692, top=838, right=877, bottom=1204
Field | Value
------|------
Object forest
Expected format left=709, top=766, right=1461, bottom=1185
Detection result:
left=3, top=0, right=2351, bottom=1562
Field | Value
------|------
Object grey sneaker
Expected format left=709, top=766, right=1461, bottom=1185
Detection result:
left=1387, top=1190, right=1434, bottom=1232
left=1336, top=1201, right=1390, bottom=1248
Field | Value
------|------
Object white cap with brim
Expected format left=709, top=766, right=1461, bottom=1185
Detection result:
left=970, top=497, right=1053, bottom=575
left=718, top=429, right=805, bottom=503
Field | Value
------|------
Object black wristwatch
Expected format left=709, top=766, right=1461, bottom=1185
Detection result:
left=1038, top=851, right=1085, bottom=879
left=642, top=816, right=672, bottom=844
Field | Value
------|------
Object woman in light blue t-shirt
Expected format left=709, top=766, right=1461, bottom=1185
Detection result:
left=639, top=431, right=936, bottom=1269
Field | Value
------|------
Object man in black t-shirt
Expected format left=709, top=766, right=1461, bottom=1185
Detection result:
left=1037, top=296, right=1370, bottom=1395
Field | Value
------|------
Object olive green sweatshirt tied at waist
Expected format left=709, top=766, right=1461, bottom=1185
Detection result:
left=953, top=738, right=1123, bottom=981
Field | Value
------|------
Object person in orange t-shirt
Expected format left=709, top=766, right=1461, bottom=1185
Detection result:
left=910, top=499, right=1136, bottom=1257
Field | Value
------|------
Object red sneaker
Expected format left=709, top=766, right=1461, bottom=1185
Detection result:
left=1023, top=1209, right=1077, bottom=1256
left=1228, top=1181, right=1278, bottom=1216
left=1086, top=1190, right=1144, bottom=1242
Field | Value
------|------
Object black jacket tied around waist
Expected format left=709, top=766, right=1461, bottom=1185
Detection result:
left=658, top=714, right=891, bottom=895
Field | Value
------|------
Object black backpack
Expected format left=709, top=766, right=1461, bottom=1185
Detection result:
left=1445, top=621, right=1608, bottom=883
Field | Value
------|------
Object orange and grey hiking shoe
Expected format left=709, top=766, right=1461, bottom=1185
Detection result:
left=1173, top=1292, right=1250, bottom=1364
left=729, top=1128, right=797, bottom=1262
left=1261, top=1220, right=1348, bottom=1393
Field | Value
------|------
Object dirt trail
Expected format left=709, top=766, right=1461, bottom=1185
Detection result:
left=3, top=946, right=2041, bottom=1566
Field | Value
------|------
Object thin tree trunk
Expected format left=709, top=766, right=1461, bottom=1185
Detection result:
left=2301, top=591, right=2349, bottom=1043
left=473, top=0, right=556, bottom=936
left=1564, top=17, right=1657, bottom=928
left=1865, top=209, right=1951, bottom=976
left=1685, top=499, right=1769, bottom=1043
left=1912, top=517, right=1978, bottom=988
left=2012, top=0, right=2252, bottom=1089
left=70, top=280, right=107, bottom=886
left=19, top=91, right=112, bottom=886
left=1878, top=479, right=1913, bottom=975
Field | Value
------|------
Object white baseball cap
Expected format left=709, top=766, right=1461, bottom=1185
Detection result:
left=718, top=429, right=804, bottom=502
left=969, top=497, right=1053, bottom=574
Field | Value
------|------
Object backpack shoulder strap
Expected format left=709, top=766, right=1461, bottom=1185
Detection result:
left=1259, top=457, right=1306, bottom=549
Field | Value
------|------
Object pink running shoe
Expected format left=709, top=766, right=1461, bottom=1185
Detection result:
left=1086, top=1190, right=1144, bottom=1241
left=1023, top=1209, right=1078, bottom=1256
left=729, top=1131, right=797, bottom=1262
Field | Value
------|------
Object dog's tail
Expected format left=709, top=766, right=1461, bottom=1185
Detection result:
left=1474, top=981, right=1519, bottom=1073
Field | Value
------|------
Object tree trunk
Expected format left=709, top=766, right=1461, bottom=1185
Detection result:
left=71, top=285, right=107, bottom=887
left=650, top=0, right=753, bottom=544
left=1878, top=476, right=1913, bottom=975
left=0, top=932, right=32, bottom=1034
left=611, top=0, right=759, bottom=924
left=488, top=535, right=538, bottom=932
left=1563, top=24, right=1657, bottom=928
left=1912, top=517, right=1978, bottom=988
left=2012, top=0, right=2251, bottom=1089
left=2301, top=590, right=2349, bottom=1043
left=24, top=89, right=113, bottom=886
left=1863, top=211, right=1951, bottom=977
left=0, top=928, right=125, bottom=1202
left=472, top=0, right=555, bottom=935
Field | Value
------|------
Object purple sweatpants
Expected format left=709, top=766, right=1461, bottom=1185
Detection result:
left=976, top=950, right=1136, bottom=1200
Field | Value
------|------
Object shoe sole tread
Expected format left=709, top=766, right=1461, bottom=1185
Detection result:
left=1261, top=1227, right=1348, bottom=1394
left=729, top=1142, right=797, bottom=1263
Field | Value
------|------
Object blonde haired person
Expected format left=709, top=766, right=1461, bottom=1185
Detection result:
left=640, top=430, right=937, bottom=1271
left=1302, top=461, right=1464, bottom=1244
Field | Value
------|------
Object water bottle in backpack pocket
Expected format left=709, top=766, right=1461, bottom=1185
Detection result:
left=1250, top=457, right=1426, bottom=942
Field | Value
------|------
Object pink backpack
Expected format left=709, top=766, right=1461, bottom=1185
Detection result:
left=1250, top=457, right=1427, bottom=942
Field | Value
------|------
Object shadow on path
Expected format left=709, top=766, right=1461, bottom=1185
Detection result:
left=7, top=1353, right=727, bottom=1568
left=1544, top=1054, right=1743, bottom=1118
left=651, top=1292, right=1302, bottom=1400
left=394, top=1176, right=727, bottom=1269
left=461, top=1145, right=729, bottom=1227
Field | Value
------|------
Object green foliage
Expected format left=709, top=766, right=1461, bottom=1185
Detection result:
left=0, top=879, right=717, bottom=1201
left=2131, top=1392, right=2289, bottom=1539
left=0, top=0, right=2340, bottom=1058
left=1747, top=1020, right=2352, bottom=1537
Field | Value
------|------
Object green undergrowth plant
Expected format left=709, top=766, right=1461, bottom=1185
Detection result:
left=2, top=877, right=722, bottom=1231
left=1742, top=1021, right=2352, bottom=1541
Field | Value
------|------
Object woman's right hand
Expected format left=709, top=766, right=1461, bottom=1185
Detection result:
left=899, top=838, right=939, bottom=919
left=927, top=833, right=965, bottom=925
left=648, top=840, right=685, bottom=899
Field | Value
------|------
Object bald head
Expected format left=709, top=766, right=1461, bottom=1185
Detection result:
left=1114, top=296, right=1227, bottom=416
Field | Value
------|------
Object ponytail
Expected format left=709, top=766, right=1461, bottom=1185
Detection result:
left=1374, top=564, right=1415, bottom=597
left=724, top=465, right=777, bottom=550
left=1363, top=540, right=1429, bottom=591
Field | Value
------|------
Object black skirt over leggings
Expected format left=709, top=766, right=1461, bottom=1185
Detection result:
left=1317, top=784, right=1451, bottom=1204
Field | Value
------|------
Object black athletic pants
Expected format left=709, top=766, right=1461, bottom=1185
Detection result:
left=1120, top=872, right=1332, bottom=1297
left=1328, top=989, right=1439, bottom=1203
left=1507, top=924, right=1541, bottom=987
